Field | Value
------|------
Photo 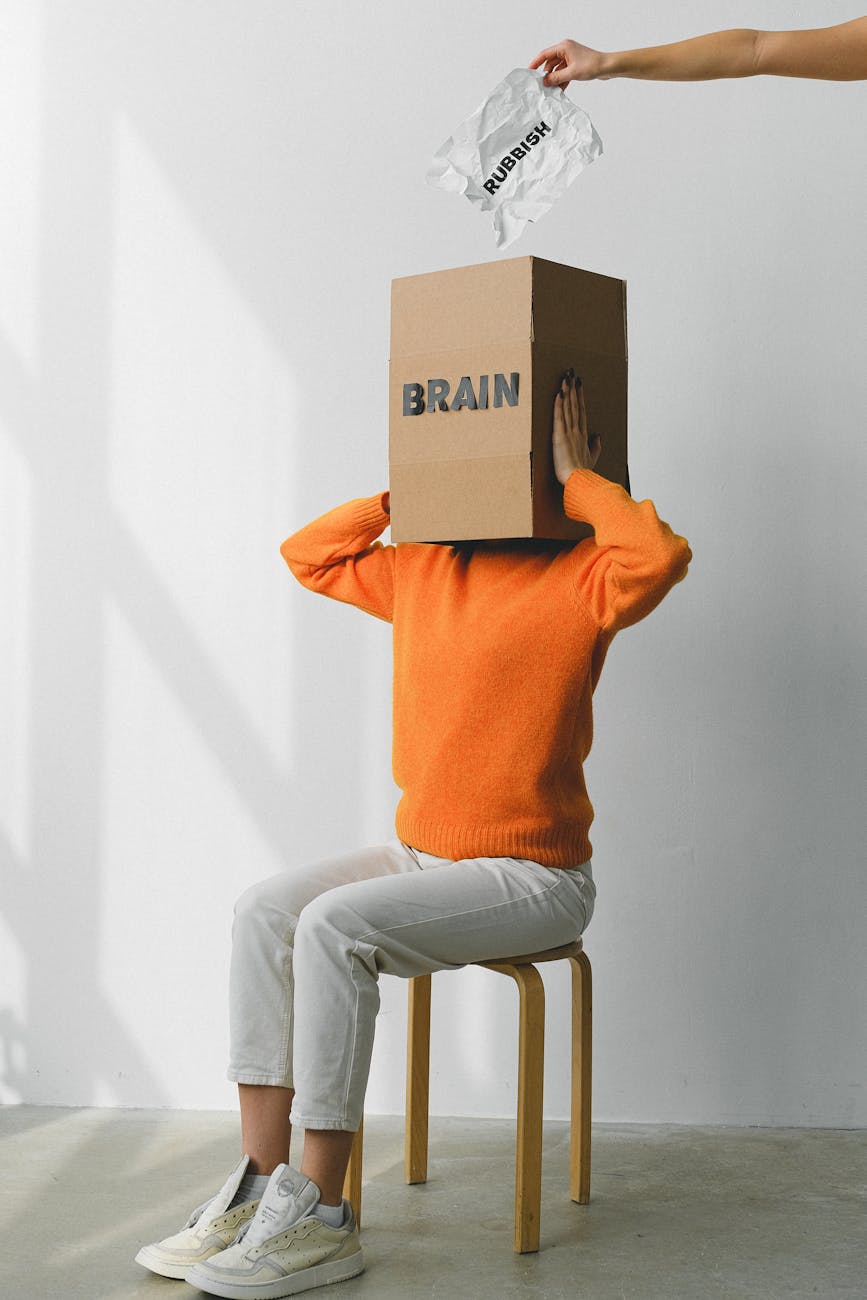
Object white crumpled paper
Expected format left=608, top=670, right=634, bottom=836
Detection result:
left=427, top=67, right=602, bottom=248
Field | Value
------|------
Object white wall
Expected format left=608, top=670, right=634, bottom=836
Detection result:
left=1, top=0, right=865, bottom=1126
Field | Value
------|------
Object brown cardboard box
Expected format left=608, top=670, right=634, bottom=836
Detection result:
left=388, top=256, right=628, bottom=543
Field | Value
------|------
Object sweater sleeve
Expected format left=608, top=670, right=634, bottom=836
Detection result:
left=279, top=492, right=395, bottom=623
left=563, top=469, right=692, bottom=633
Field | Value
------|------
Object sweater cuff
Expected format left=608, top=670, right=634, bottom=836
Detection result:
left=354, top=492, right=391, bottom=534
left=563, top=468, right=626, bottom=523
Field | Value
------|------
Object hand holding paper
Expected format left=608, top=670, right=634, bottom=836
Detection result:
left=427, top=68, right=602, bottom=248
left=530, top=40, right=607, bottom=86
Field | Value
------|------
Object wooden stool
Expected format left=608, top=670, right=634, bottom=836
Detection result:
left=342, top=939, right=592, bottom=1253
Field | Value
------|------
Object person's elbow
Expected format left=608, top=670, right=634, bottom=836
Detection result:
left=279, top=541, right=320, bottom=590
left=666, top=534, right=693, bottom=587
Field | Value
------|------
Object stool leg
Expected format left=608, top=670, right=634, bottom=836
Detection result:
left=569, top=951, right=592, bottom=1204
left=405, top=973, right=431, bottom=1184
left=487, top=961, right=545, bottom=1253
left=514, top=964, right=545, bottom=1253
left=343, top=1116, right=363, bottom=1230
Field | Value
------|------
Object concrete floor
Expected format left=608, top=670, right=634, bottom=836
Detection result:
left=1, top=1107, right=864, bottom=1299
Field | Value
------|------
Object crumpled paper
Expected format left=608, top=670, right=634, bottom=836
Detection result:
left=427, top=67, right=602, bottom=248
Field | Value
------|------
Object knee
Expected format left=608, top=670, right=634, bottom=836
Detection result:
left=232, top=875, right=299, bottom=943
left=294, top=889, right=367, bottom=955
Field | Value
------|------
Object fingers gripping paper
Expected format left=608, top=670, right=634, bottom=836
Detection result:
left=427, top=68, right=602, bottom=248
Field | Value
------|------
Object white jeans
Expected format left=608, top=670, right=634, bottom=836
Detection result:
left=227, top=839, right=595, bottom=1132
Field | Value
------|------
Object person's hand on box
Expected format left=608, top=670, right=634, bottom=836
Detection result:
left=553, top=370, right=602, bottom=485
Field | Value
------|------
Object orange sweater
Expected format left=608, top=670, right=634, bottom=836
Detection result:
left=281, top=469, right=691, bottom=867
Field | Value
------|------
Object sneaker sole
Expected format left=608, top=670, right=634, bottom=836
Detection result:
left=135, top=1242, right=223, bottom=1280
left=186, top=1248, right=365, bottom=1298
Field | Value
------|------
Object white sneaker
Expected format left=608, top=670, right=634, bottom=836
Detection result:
left=135, top=1155, right=261, bottom=1280
left=185, top=1163, right=364, bottom=1298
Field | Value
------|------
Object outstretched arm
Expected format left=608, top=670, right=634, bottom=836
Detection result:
left=530, top=17, right=867, bottom=85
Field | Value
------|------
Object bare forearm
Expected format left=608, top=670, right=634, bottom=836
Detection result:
left=600, top=19, right=867, bottom=82
left=600, top=29, right=762, bottom=81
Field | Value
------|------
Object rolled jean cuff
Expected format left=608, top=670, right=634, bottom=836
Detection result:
left=228, top=1069, right=294, bottom=1088
left=289, top=1108, right=359, bottom=1133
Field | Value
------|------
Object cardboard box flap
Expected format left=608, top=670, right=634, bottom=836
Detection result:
left=390, top=417, right=528, bottom=465
left=529, top=257, right=627, bottom=357
left=391, top=258, right=534, bottom=357
left=390, top=454, right=533, bottom=542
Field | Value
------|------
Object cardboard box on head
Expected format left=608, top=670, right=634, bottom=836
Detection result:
left=388, top=256, right=628, bottom=543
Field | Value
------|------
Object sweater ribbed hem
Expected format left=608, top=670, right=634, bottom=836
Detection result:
left=563, top=467, right=629, bottom=523
left=353, top=493, right=390, bottom=534
left=395, top=813, right=592, bottom=869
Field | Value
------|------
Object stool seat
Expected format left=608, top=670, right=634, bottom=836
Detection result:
left=344, top=937, right=592, bottom=1254
left=479, top=937, right=583, bottom=967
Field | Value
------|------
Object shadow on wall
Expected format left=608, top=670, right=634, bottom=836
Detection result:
left=0, top=3, right=386, bottom=1112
